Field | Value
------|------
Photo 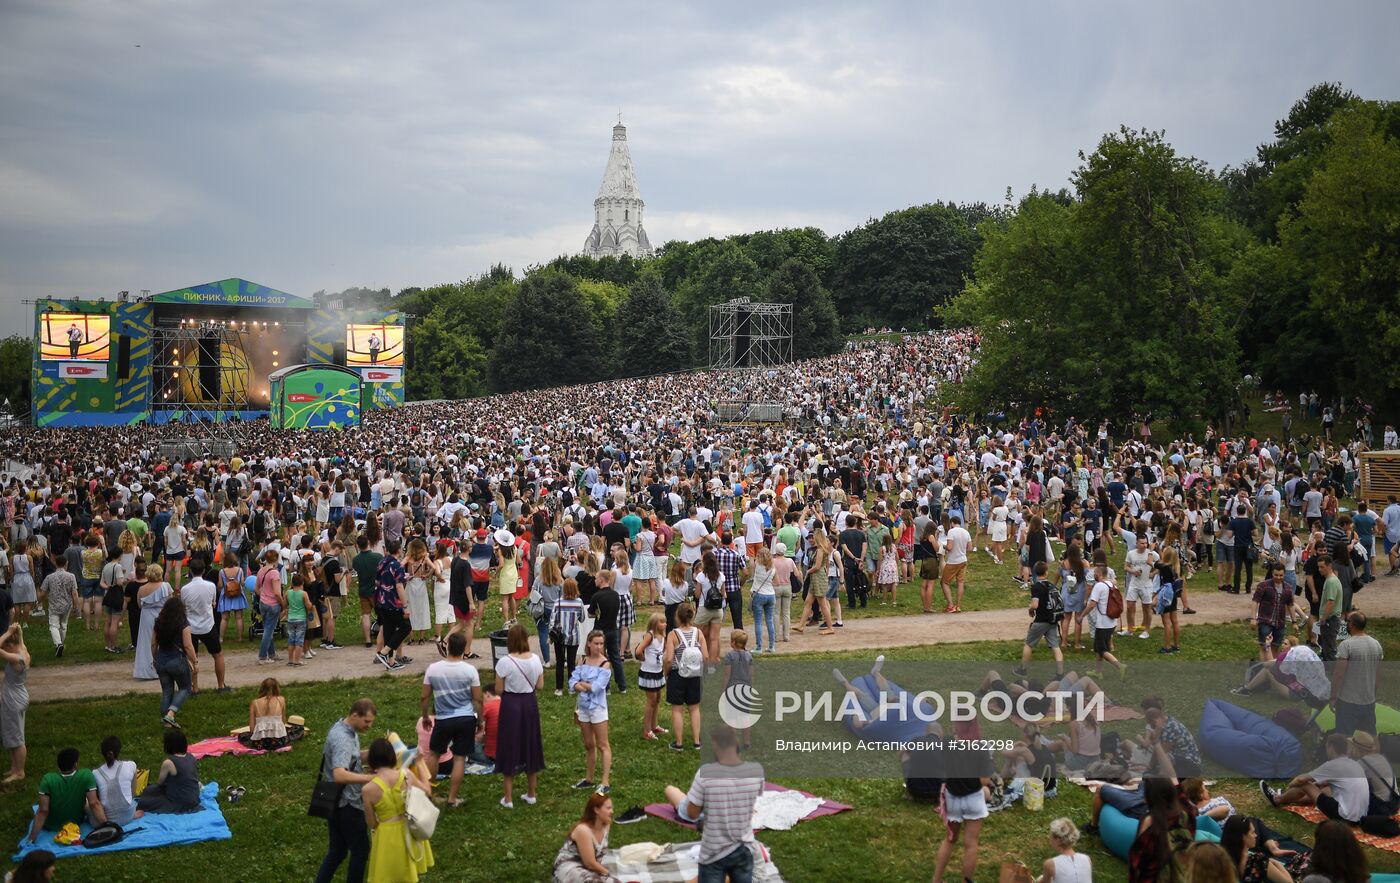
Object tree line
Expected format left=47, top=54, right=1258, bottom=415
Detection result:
left=2, top=83, right=1393, bottom=423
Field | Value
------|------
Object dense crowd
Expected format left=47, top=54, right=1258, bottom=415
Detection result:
left=0, top=329, right=1396, bottom=883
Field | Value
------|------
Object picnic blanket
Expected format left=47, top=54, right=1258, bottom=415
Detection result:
left=1010, top=703, right=1143, bottom=728
left=13, top=781, right=231, bottom=861
left=603, top=840, right=784, bottom=883
left=1280, top=804, right=1400, bottom=855
left=188, top=736, right=292, bottom=759
left=645, top=783, right=851, bottom=832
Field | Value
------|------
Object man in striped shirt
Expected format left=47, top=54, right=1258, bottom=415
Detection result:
left=678, top=726, right=764, bottom=882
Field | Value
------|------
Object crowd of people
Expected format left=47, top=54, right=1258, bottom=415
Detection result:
left=0, top=329, right=1395, bottom=881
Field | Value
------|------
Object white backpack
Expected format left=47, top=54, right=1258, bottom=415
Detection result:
left=677, top=628, right=704, bottom=679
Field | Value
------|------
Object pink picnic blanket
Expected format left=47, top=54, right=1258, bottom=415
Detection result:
left=188, top=736, right=292, bottom=759
left=645, top=783, right=852, bottom=831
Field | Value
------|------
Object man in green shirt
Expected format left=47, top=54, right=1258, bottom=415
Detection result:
left=776, top=512, right=802, bottom=564
left=1317, top=555, right=1344, bottom=661
left=621, top=505, right=643, bottom=542
left=28, top=748, right=105, bottom=843
left=351, top=535, right=383, bottom=648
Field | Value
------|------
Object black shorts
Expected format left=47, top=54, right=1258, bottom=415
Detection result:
left=192, top=629, right=222, bottom=655
left=1093, top=627, right=1115, bottom=656
left=1316, top=792, right=1344, bottom=821
left=472, top=580, right=490, bottom=602
left=428, top=714, right=477, bottom=757
left=666, top=674, right=702, bottom=706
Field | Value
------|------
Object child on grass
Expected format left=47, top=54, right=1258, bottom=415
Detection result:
left=635, top=613, right=668, bottom=741
left=285, top=574, right=309, bottom=667
left=723, top=629, right=754, bottom=749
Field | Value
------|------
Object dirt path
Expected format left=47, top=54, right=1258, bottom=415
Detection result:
left=29, top=577, right=1399, bottom=702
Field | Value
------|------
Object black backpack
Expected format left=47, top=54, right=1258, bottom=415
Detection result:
left=1037, top=579, right=1064, bottom=619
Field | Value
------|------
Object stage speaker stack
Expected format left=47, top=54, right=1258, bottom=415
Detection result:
left=116, top=333, right=132, bottom=380
left=198, top=334, right=221, bottom=400
left=734, top=308, right=753, bottom=368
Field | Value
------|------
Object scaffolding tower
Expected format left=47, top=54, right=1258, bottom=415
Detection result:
left=709, top=298, right=792, bottom=425
left=148, top=321, right=250, bottom=449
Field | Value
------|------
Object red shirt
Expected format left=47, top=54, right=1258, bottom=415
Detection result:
left=481, top=696, right=501, bottom=758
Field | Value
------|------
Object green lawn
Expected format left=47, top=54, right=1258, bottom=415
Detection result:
left=4, top=622, right=1398, bottom=882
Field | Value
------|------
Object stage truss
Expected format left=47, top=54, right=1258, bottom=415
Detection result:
left=148, top=321, right=250, bottom=447
left=709, top=298, right=792, bottom=425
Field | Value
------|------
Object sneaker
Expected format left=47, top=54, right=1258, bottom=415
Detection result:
left=834, top=621, right=844, bottom=628
left=54, top=645, right=63, bottom=658
left=499, top=798, right=514, bottom=810
left=669, top=742, right=684, bottom=752
left=1157, top=646, right=1173, bottom=654
left=217, top=686, right=232, bottom=694
left=386, top=660, right=406, bottom=671
left=1137, top=631, right=1151, bottom=639
left=257, top=657, right=270, bottom=665
left=1230, top=686, right=1252, bottom=696
left=396, top=656, right=413, bottom=665
left=616, top=806, right=646, bottom=824
left=1115, top=629, right=1130, bottom=636
left=572, top=779, right=594, bottom=790
left=597, top=784, right=611, bottom=795
left=652, top=725, right=669, bottom=735
left=643, top=730, right=658, bottom=741
left=306, top=649, right=316, bottom=658
left=554, top=689, right=563, bottom=697
left=521, top=793, right=537, bottom=805
left=1011, top=666, right=1028, bottom=679
left=375, top=653, right=393, bottom=670
left=1259, top=780, right=1278, bottom=807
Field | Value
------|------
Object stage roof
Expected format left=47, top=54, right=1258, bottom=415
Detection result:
left=151, top=278, right=313, bottom=309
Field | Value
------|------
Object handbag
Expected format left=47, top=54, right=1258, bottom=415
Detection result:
left=308, top=755, right=343, bottom=819
left=402, top=770, right=440, bottom=840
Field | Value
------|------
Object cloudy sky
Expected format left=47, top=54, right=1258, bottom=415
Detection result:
left=1, top=0, right=1397, bottom=332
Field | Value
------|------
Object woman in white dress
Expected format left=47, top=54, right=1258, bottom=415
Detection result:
left=133, top=564, right=172, bottom=681
left=431, top=540, right=454, bottom=646
left=988, top=496, right=1011, bottom=565
left=403, top=539, right=436, bottom=645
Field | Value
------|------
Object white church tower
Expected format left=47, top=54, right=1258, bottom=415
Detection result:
left=583, top=119, right=653, bottom=258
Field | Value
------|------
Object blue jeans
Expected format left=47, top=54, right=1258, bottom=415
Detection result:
left=156, top=653, right=191, bottom=716
left=699, top=843, right=753, bottom=883
left=259, top=602, right=281, bottom=659
left=751, top=593, right=775, bottom=650
left=534, top=605, right=554, bottom=665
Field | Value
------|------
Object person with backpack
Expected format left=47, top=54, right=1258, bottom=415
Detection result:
left=1085, top=563, right=1126, bottom=680
left=662, top=602, right=707, bottom=752
left=1014, top=561, right=1064, bottom=679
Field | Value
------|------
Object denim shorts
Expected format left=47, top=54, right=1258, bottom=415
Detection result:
left=79, top=578, right=102, bottom=599
left=286, top=619, right=307, bottom=647
left=826, top=576, right=841, bottom=600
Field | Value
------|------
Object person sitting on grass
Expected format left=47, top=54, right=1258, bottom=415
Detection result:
left=551, top=791, right=622, bottom=883
left=243, top=677, right=291, bottom=751
left=1231, top=634, right=1328, bottom=704
left=1221, top=815, right=1301, bottom=883
left=1260, top=732, right=1369, bottom=823
left=661, top=725, right=765, bottom=881
left=135, top=729, right=201, bottom=815
left=1034, top=817, right=1091, bottom=883
left=1300, top=818, right=1369, bottom=883
left=901, top=720, right=945, bottom=803
left=6, top=849, right=56, bottom=883
left=25, top=747, right=107, bottom=843
left=1129, top=777, right=1197, bottom=883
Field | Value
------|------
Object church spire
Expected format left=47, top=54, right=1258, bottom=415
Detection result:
left=583, top=118, right=652, bottom=258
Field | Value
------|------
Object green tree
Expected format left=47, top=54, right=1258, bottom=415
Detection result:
left=616, top=275, right=692, bottom=376
left=673, top=243, right=765, bottom=360
left=577, top=278, right=627, bottom=377
left=1277, top=104, right=1400, bottom=410
left=765, top=259, right=842, bottom=360
left=405, top=314, right=487, bottom=401
left=945, top=129, right=1249, bottom=426
left=0, top=336, right=32, bottom=415
left=830, top=203, right=983, bottom=331
left=486, top=271, right=601, bottom=392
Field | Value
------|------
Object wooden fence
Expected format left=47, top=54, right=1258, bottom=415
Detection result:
left=1358, top=450, right=1400, bottom=508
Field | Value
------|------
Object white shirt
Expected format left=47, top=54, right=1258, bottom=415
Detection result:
left=494, top=653, right=543, bottom=694
left=742, top=510, right=766, bottom=544
left=180, top=576, right=217, bottom=634
left=676, top=518, right=709, bottom=564
left=1089, top=580, right=1118, bottom=629
left=164, top=523, right=188, bottom=553
left=944, top=526, right=971, bottom=565
left=1125, top=548, right=1156, bottom=591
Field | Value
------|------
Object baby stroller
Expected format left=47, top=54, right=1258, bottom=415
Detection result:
left=249, top=597, right=286, bottom=641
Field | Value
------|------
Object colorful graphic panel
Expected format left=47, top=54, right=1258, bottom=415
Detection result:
left=272, top=366, right=361, bottom=430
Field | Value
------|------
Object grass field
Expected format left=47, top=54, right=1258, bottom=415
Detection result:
left=4, top=620, right=1399, bottom=882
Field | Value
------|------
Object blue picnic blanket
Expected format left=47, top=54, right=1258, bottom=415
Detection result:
left=14, top=781, right=230, bottom=861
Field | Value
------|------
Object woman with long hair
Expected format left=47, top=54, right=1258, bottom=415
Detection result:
left=1129, top=777, right=1194, bottom=882
left=216, top=550, right=248, bottom=645
left=551, top=792, right=620, bottom=883
left=533, top=555, right=564, bottom=668
left=632, top=516, right=660, bottom=606
left=1302, top=818, right=1369, bottom=883
left=570, top=630, right=613, bottom=792
left=245, top=677, right=290, bottom=751
left=496, top=529, right=521, bottom=626
left=611, top=548, right=633, bottom=662
left=9, top=538, right=36, bottom=628
left=403, top=538, right=435, bottom=645
left=1219, top=816, right=1297, bottom=883
left=693, top=551, right=725, bottom=666
left=793, top=522, right=838, bottom=634
left=152, top=595, right=196, bottom=729
left=1059, top=543, right=1089, bottom=650
left=431, top=539, right=454, bottom=648
left=548, top=578, right=587, bottom=696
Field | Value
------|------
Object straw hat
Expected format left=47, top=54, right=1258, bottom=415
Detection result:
left=494, top=528, right=515, bottom=546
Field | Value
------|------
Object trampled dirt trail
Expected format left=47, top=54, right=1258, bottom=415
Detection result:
left=28, top=576, right=1399, bottom=702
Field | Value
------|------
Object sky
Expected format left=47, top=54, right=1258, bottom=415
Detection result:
left=1, top=0, right=1398, bottom=333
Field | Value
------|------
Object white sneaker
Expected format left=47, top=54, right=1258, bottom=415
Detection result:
left=499, top=798, right=514, bottom=810
left=521, top=794, right=537, bottom=805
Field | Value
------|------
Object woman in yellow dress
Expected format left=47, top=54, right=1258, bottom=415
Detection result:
left=495, top=528, right=520, bottom=626
left=363, top=737, right=434, bottom=883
